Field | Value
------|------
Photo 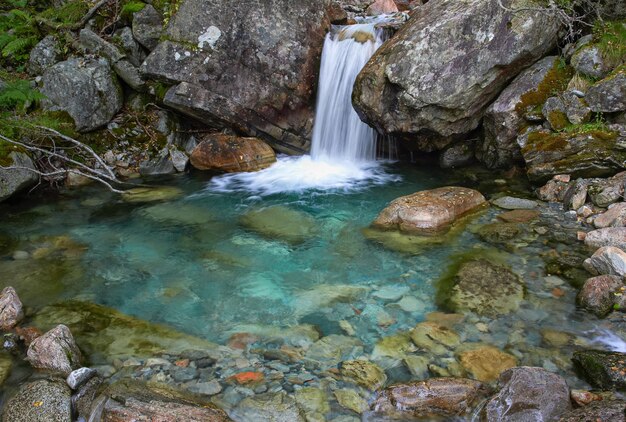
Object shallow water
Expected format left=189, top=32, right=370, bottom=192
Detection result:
left=0, top=162, right=623, bottom=390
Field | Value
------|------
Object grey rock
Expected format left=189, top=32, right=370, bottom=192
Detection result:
left=169, top=149, right=188, bottom=172
left=585, top=227, right=626, bottom=250
left=586, top=72, right=626, bottom=113
left=563, top=178, right=588, bottom=211
left=66, top=367, right=96, bottom=390
left=113, top=27, right=146, bottom=67
left=542, top=96, right=568, bottom=130
left=72, top=376, right=103, bottom=421
left=0, top=152, right=38, bottom=202
left=305, top=335, right=364, bottom=367
left=584, top=246, right=626, bottom=277
left=0, top=286, right=23, bottom=330
left=1, top=379, right=71, bottom=422
left=562, top=91, right=591, bottom=125
left=353, top=0, right=560, bottom=142
left=27, top=324, right=82, bottom=376
left=589, top=175, right=626, bottom=208
left=559, top=400, right=626, bottom=422
left=28, top=35, right=61, bottom=75
left=139, top=148, right=175, bottom=176
left=142, top=0, right=337, bottom=154
left=132, top=4, right=163, bottom=51
left=491, top=196, right=538, bottom=210
left=439, top=142, right=474, bottom=169
left=41, top=58, right=123, bottom=132
left=171, top=366, right=197, bottom=382
left=232, top=392, right=305, bottom=422
left=187, top=380, right=222, bottom=396
left=483, top=366, right=571, bottom=421
left=571, top=45, right=611, bottom=79
left=480, top=56, right=558, bottom=169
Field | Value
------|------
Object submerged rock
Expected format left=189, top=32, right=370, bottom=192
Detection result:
left=340, top=359, right=387, bottom=390
left=410, top=322, right=460, bottom=356
left=240, top=206, right=316, bottom=245
left=100, top=379, right=231, bottom=421
left=572, top=350, right=626, bottom=390
left=491, top=196, right=538, bottom=210
left=41, top=57, right=123, bottom=132
left=190, top=134, right=276, bottom=173
left=305, top=335, right=363, bottom=366
left=0, top=286, right=24, bottom=330
left=293, top=284, right=368, bottom=318
left=371, top=187, right=486, bottom=234
left=121, top=186, right=184, bottom=203
left=371, top=378, right=489, bottom=419
left=353, top=0, right=560, bottom=142
left=232, top=391, right=304, bottom=422
left=483, top=366, right=571, bottom=421
left=577, top=275, right=623, bottom=317
left=27, top=324, right=82, bottom=376
left=334, top=389, right=368, bottom=414
left=294, top=387, right=330, bottom=420
left=1, top=379, right=71, bottom=422
left=443, top=259, right=525, bottom=316
left=457, top=345, right=517, bottom=382
left=143, top=0, right=337, bottom=154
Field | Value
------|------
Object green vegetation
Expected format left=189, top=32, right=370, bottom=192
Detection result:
left=0, top=6, right=39, bottom=69
left=0, top=79, right=45, bottom=112
left=120, top=1, right=146, bottom=20
left=514, top=59, right=574, bottom=117
left=593, top=20, right=626, bottom=68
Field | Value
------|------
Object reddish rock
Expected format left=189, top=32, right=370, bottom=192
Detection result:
left=229, top=371, right=264, bottom=385
left=497, top=209, right=540, bottom=223
left=227, top=332, right=259, bottom=350
left=372, top=187, right=486, bottom=234
left=570, top=389, right=602, bottom=406
left=189, top=134, right=276, bottom=173
left=174, top=359, right=189, bottom=368
left=0, top=287, right=24, bottom=331
left=577, top=275, right=624, bottom=317
left=27, top=324, right=82, bottom=376
left=594, top=203, right=626, bottom=229
left=367, top=0, right=399, bottom=15
left=537, top=177, right=569, bottom=202
left=372, top=378, right=490, bottom=419
left=15, top=326, right=42, bottom=346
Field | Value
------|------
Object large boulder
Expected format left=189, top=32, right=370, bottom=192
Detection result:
left=371, top=187, right=486, bottom=234
left=142, top=0, right=337, bottom=154
left=27, top=324, right=82, bottom=375
left=572, top=350, right=626, bottom=390
left=371, top=378, right=490, bottom=419
left=41, top=58, right=123, bottom=132
left=479, top=56, right=560, bottom=169
left=28, top=35, right=61, bottom=75
left=0, top=152, right=38, bottom=202
left=586, top=71, right=626, bottom=113
left=482, top=367, right=572, bottom=421
left=0, top=286, right=24, bottom=330
left=1, top=379, right=72, bottom=422
left=443, top=259, right=525, bottom=316
left=190, top=134, right=276, bottom=173
left=352, top=0, right=560, bottom=144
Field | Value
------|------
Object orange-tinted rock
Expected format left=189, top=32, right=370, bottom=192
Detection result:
left=229, top=371, right=265, bottom=385
left=372, top=187, right=486, bottom=234
left=190, top=134, right=276, bottom=173
left=15, top=326, right=42, bottom=346
left=174, top=359, right=189, bottom=368
left=497, top=209, right=540, bottom=223
left=367, top=0, right=399, bottom=15
left=227, top=332, right=259, bottom=350
left=457, top=346, right=518, bottom=382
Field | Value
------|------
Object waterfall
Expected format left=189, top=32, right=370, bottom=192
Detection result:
left=310, top=24, right=382, bottom=162
left=205, top=21, right=398, bottom=195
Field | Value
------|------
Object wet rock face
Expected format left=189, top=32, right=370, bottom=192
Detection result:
left=41, top=58, right=123, bottom=132
left=189, top=134, right=276, bottom=173
left=353, top=0, right=560, bottom=144
left=577, top=275, right=623, bottom=317
left=558, top=400, right=626, bottom=421
left=143, top=0, right=335, bottom=154
left=0, top=152, right=38, bottom=203
left=1, top=379, right=72, bottom=422
left=573, top=350, right=626, bottom=390
left=371, top=187, right=486, bottom=234
left=0, top=286, right=24, bottom=330
left=483, top=366, right=572, bottom=421
left=445, top=259, right=525, bottom=316
left=27, top=324, right=82, bottom=376
left=479, top=56, right=558, bottom=169
left=371, top=378, right=490, bottom=419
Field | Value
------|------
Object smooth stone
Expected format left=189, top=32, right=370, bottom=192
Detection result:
left=483, top=366, right=571, bottom=421
left=240, top=206, right=316, bottom=245
left=594, top=202, right=626, bottom=228
left=294, top=387, right=330, bottom=420
left=372, top=187, right=486, bottom=234
left=371, top=333, right=416, bottom=360
left=410, top=322, right=460, bottom=356
left=293, top=284, right=368, bottom=318
left=1, top=379, right=71, bottom=422
left=371, top=378, right=490, bottom=419
left=457, top=345, right=518, bottom=382
left=340, top=360, right=387, bottom=390
left=491, top=196, right=538, bottom=210
left=189, top=134, right=276, bottom=173
left=583, top=246, right=626, bottom=277
left=577, top=275, right=623, bottom=317
left=232, top=392, right=304, bottom=422
left=334, top=389, right=368, bottom=414
left=121, top=186, right=183, bottom=203
left=403, top=355, right=429, bottom=378
left=27, top=324, right=82, bottom=376
left=187, top=380, right=222, bottom=396
left=585, top=227, right=626, bottom=250
left=572, top=350, right=626, bottom=390
left=395, top=295, right=422, bottom=313
left=66, top=367, right=96, bottom=390
left=305, top=335, right=363, bottom=367
left=497, top=209, right=540, bottom=223
left=0, top=286, right=24, bottom=330
left=372, top=285, right=410, bottom=301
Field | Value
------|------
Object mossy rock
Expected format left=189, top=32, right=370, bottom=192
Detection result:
left=32, top=301, right=220, bottom=364
left=572, top=350, right=626, bottom=390
left=476, top=222, right=522, bottom=245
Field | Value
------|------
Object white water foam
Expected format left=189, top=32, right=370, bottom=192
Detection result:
left=588, top=328, right=626, bottom=353
left=206, top=22, right=396, bottom=196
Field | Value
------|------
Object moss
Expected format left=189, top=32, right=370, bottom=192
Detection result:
left=514, top=59, right=574, bottom=117
left=524, top=131, right=568, bottom=153
left=548, top=110, right=569, bottom=130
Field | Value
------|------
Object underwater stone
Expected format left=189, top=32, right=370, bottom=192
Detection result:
left=334, top=389, right=368, bottom=414
left=456, top=345, right=517, bottom=382
left=491, top=196, right=538, bottom=210
left=232, top=391, right=304, bottom=422
left=240, top=205, right=316, bottom=245
left=305, top=335, right=364, bottom=366
left=372, top=186, right=486, bottom=234
left=340, top=359, right=387, bottom=390
left=410, top=322, right=460, bottom=356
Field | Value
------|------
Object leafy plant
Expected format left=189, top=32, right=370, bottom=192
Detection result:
left=37, top=0, right=89, bottom=28
left=120, top=1, right=146, bottom=20
left=0, top=8, right=39, bottom=68
left=0, top=79, right=45, bottom=112
left=593, top=20, right=626, bottom=68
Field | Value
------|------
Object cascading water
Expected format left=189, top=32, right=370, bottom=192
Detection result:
left=310, top=24, right=382, bottom=162
left=207, top=21, right=398, bottom=196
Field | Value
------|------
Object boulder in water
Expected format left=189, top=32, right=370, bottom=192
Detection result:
left=353, top=0, right=560, bottom=143
left=577, top=275, right=623, bottom=317
left=240, top=205, right=316, bottom=245
left=190, top=134, right=276, bottom=173
left=572, top=350, right=626, bottom=390
left=371, top=378, right=490, bottom=419
left=371, top=187, right=486, bottom=234
left=0, top=152, right=38, bottom=203
left=0, top=286, right=24, bottom=330
left=27, top=324, right=82, bottom=375
left=1, top=379, right=72, bottom=422
left=482, top=366, right=572, bottom=421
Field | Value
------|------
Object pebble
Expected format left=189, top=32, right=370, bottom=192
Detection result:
left=145, top=358, right=171, bottom=367
left=372, top=285, right=410, bottom=301
left=395, top=295, right=422, bottom=313
left=66, top=367, right=97, bottom=390
left=122, top=358, right=142, bottom=367
left=12, top=251, right=29, bottom=260
left=475, top=323, right=489, bottom=333
left=339, top=320, right=356, bottom=336
left=171, top=367, right=198, bottom=382
left=187, top=379, right=222, bottom=395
